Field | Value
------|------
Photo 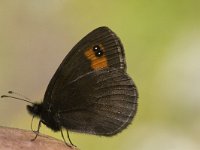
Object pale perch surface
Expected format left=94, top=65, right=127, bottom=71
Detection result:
left=0, top=126, right=77, bottom=150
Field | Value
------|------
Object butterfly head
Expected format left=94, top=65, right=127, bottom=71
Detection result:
left=27, top=103, right=43, bottom=117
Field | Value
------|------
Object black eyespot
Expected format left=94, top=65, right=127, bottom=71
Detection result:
left=93, top=45, right=103, bottom=57
left=93, top=45, right=101, bottom=52
left=95, top=50, right=103, bottom=57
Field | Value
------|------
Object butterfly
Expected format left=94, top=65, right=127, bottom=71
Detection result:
left=2, top=27, right=138, bottom=147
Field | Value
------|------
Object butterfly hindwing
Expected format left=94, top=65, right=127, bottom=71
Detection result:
left=58, top=68, right=137, bottom=135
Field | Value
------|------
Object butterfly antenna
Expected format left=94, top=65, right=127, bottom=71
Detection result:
left=8, top=90, right=31, bottom=101
left=1, top=93, right=34, bottom=105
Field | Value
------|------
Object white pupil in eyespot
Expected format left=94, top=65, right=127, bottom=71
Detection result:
left=93, top=46, right=100, bottom=51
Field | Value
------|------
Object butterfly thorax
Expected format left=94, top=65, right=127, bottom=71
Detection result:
left=27, top=103, right=61, bottom=131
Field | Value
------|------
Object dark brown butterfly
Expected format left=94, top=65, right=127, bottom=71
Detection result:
left=2, top=27, right=138, bottom=147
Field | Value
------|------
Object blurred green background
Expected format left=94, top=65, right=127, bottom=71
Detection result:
left=0, top=0, right=200, bottom=150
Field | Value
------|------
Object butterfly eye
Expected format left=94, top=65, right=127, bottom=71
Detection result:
left=93, top=45, right=103, bottom=57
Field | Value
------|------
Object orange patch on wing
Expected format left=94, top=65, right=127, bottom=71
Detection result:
left=84, top=47, right=108, bottom=70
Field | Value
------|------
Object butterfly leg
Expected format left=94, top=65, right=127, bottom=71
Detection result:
left=61, top=129, right=76, bottom=147
left=31, top=115, right=35, bottom=132
left=31, top=120, right=42, bottom=141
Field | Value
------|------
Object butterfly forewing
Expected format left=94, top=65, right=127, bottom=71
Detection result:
left=43, top=27, right=127, bottom=108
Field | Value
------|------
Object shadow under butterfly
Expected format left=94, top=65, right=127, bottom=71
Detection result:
left=1, top=26, right=138, bottom=147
